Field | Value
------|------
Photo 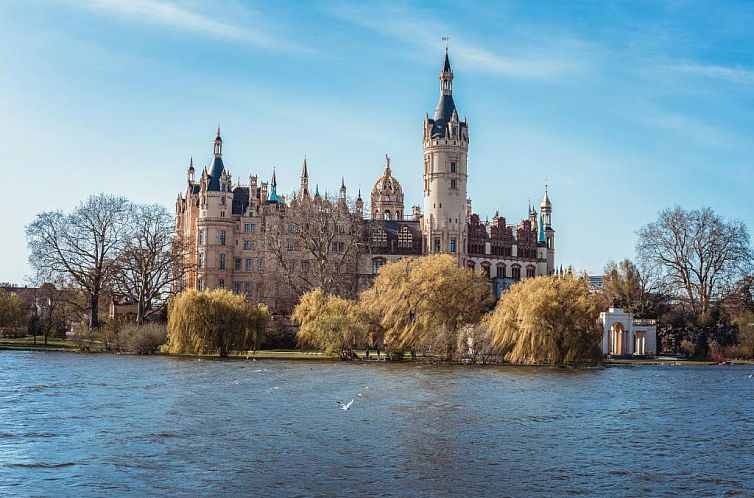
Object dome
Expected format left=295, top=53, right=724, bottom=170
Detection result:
left=372, top=171, right=402, bottom=198
left=370, top=155, right=405, bottom=220
left=371, top=156, right=403, bottom=198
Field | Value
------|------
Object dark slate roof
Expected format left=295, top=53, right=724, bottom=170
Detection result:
left=431, top=94, right=457, bottom=138
left=443, top=51, right=452, bottom=73
left=232, top=186, right=249, bottom=215
left=207, top=156, right=225, bottom=191
left=368, top=220, right=422, bottom=255
left=191, top=184, right=200, bottom=195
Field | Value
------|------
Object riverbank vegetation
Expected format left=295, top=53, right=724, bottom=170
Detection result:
left=167, top=289, right=269, bottom=357
left=486, top=274, right=606, bottom=365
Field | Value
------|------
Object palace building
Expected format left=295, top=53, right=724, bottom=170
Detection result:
left=175, top=49, right=556, bottom=314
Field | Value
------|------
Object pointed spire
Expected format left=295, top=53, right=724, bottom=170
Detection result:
left=271, top=168, right=277, bottom=188
left=357, top=188, right=362, bottom=200
left=314, top=184, right=321, bottom=198
left=541, top=181, right=552, bottom=209
left=188, top=156, right=194, bottom=171
left=442, top=36, right=452, bottom=73
left=341, top=177, right=345, bottom=189
left=301, top=156, right=308, bottom=178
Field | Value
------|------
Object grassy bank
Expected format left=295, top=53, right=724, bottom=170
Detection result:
left=4, top=336, right=753, bottom=365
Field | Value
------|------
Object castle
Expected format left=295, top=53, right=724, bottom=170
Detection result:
left=176, top=49, right=555, bottom=314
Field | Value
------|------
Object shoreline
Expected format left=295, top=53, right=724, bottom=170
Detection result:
left=3, top=340, right=753, bottom=366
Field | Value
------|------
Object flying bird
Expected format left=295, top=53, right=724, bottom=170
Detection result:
left=337, top=399, right=354, bottom=411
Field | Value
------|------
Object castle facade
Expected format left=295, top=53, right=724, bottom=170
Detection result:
left=176, top=50, right=555, bottom=314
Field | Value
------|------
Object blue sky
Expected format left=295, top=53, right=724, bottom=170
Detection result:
left=1, top=0, right=753, bottom=284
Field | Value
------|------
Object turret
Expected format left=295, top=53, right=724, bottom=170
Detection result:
left=355, top=189, right=364, bottom=218
left=540, top=184, right=555, bottom=274
left=422, top=46, right=469, bottom=258
left=300, top=157, right=309, bottom=198
left=187, top=157, right=195, bottom=184
left=213, top=126, right=222, bottom=157
left=338, top=177, right=347, bottom=206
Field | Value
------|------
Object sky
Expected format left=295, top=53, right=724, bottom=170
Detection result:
left=1, top=0, right=753, bottom=284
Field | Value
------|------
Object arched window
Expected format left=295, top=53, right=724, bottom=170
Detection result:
left=526, top=266, right=536, bottom=278
left=511, top=265, right=521, bottom=280
left=467, top=261, right=476, bottom=271
left=384, top=210, right=391, bottom=220
left=397, top=225, right=412, bottom=249
left=481, top=261, right=491, bottom=278
left=496, top=263, right=506, bottom=278
left=371, top=257, right=386, bottom=274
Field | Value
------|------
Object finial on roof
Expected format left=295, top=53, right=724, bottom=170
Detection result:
left=271, top=167, right=277, bottom=188
left=188, top=156, right=194, bottom=171
left=385, top=153, right=391, bottom=175
left=302, top=156, right=308, bottom=178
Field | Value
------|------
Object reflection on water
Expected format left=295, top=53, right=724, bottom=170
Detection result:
left=1, top=351, right=753, bottom=497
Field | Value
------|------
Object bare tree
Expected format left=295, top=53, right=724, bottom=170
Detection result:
left=111, top=203, right=191, bottom=325
left=636, top=206, right=753, bottom=319
left=267, top=195, right=365, bottom=299
left=26, top=194, right=131, bottom=329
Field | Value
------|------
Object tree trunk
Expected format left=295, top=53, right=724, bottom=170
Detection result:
left=89, top=291, right=100, bottom=330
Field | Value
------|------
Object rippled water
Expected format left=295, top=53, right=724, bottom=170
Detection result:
left=1, top=351, right=753, bottom=497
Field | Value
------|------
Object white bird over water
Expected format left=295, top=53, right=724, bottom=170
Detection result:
left=337, top=400, right=354, bottom=411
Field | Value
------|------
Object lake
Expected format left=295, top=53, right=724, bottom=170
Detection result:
left=1, top=351, right=753, bottom=497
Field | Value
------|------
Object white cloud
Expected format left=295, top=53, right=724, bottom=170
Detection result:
left=326, top=3, right=586, bottom=80
left=673, top=63, right=754, bottom=84
left=643, top=111, right=734, bottom=147
left=71, top=0, right=307, bottom=53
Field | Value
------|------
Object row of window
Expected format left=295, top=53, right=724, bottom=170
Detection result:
left=433, top=238, right=457, bottom=253
left=371, top=226, right=414, bottom=249
left=200, top=277, right=264, bottom=298
left=466, top=261, right=537, bottom=279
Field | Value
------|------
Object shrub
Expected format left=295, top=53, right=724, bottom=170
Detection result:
left=121, top=323, right=166, bottom=354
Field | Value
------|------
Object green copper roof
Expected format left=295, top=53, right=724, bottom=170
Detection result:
left=538, top=212, right=546, bottom=243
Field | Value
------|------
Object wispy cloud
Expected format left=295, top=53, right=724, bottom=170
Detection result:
left=326, top=3, right=587, bottom=80
left=673, top=63, right=754, bottom=84
left=643, top=111, right=734, bottom=147
left=70, top=0, right=308, bottom=53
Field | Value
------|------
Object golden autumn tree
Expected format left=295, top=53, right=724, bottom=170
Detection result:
left=359, top=254, right=490, bottom=360
left=485, top=274, right=607, bottom=365
left=167, top=289, right=269, bottom=357
left=291, top=288, right=364, bottom=360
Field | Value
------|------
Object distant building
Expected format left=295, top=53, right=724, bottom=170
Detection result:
left=175, top=49, right=557, bottom=315
left=589, top=275, right=604, bottom=288
left=600, top=307, right=657, bottom=357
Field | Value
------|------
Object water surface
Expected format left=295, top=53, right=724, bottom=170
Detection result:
left=1, top=351, right=753, bottom=497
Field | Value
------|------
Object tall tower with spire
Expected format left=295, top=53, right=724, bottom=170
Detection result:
left=421, top=47, right=469, bottom=258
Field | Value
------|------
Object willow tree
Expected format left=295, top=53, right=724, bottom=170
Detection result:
left=167, top=289, right=269, bottom=357
left=485, top=274, right=607, bottom=365
left=291, top=288, right=363, bottom=360
left=359, top=254, right=490, bottom=360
